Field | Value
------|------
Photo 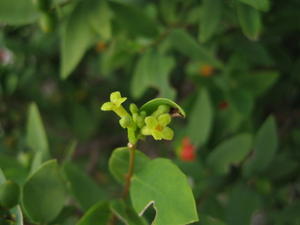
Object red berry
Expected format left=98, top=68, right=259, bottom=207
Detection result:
left=218, top=101, right=229, bottom=110
left=179, top=137, right=196, bottom=162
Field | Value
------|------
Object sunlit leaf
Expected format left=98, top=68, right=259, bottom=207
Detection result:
left=130, top=158, right=198, bottom=225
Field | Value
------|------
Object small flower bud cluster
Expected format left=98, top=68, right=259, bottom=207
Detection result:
left=101, top=91, right=175, bottom=144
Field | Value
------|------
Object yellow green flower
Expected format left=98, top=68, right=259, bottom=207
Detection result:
left=141, top=113, right=174, bottom=140
left=101, top=91, right=128, bottom=117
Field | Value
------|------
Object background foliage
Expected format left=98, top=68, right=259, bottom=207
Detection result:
left=0, top=0, right=300, bottom=224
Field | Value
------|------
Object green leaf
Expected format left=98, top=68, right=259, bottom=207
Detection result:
left=243, top=116, right=278, bottom=176
left=64, top=162, right=105, bottom=210
left=60, top=1, right=96, bottom=79
left=169, top=29, right=223, bottom=68
left=226, top=185, right=261, bottom=225
left=0, top=0, right=38, bottom=25
left=131, top=50, right=176, bottom=100
left=88, top=0, right=112, bottom=40
left=207, top=133, right=252, bottom=175
left=239, top=70, right=279, bottom=97
left=186, top=88, right=213, bottom=147
left=228, top=89, right=254, bottom=116
left=236, top=2, right=262, bottom=40
left=22, top=160, right=66, bottom=223
left=26, top=102, right=49, bottom=159
left=110, top=199, right=148, bottom=225
left=0, top=169, right=24, bottom=225
left=140, top=98, right=186, bottom=118
left=109, top=1, right=158, bottom=37
left=109, top=147, right=150, bottom=184
left=76, top=202, right=111, bottom=225
left=199, top=0, right=223, bottom=42
left=199, top=216, right=227, bottom=225
left=130, top=158, right=198, bottom=225
left=237, top=0, right=270, bottom=12
left=0, top=180, right=20, bottom=209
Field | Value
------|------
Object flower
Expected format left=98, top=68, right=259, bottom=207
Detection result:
left=199, top=64, right=214, bottom=77
left=179, top=137, right=196, bottom=161
left=101, top=91, right=128, bottom=117
left=141, top=113, right=174, bottom=140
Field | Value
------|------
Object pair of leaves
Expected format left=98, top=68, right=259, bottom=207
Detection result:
left=109, top=148, right=198, bottom=225
left=61, top=0, right=112, bottom=79
left=186, top=88, right=213, bottom=148
left=131, top=50, right=176, bottom=100
left=0, top=0, right=38, bottom=25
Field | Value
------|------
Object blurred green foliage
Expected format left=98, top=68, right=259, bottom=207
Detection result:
left=0, top=0, right=300, bottom=224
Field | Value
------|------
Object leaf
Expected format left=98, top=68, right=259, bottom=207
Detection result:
left=236, top=2, right=262, bottom=40
left=26, top=102, right=49, bottom=159
left=228, top=89, right=254, bottom=116
left=22, top=160, right=66, bottom=223
left=110, top=199, right=148, bottom=225
left=140, top=98, right=186, bottom=118
left=130, top=158, right=198, bottom=225
left=237, top=0, right=270, bottom=12
left=0, top=169, right=24, bottom=225
left=169, top=29, right=223, bottom=68
left=88, top=0, right=112, bottom=40
left=199, top=0, right=223, bottom=42
left=243, top=116, right=278, bottom=176
left=131, top=50, right=176, bottom=100
left=226, top=185, right=261, bottom=225
left=109, top=1, right=158, bottom=37
left=207, top=133, right=252, bottom=175
left=109, top=147, right=150, bottom=184
left=199, top=216, right=227, bottom=225
left=239, top=70, right=279, bottom=97
left=60, top=1, right=96, bottom=79
left=186, top=88, right=213, bottom=148
left=0, top=0, right=38, bottom=25
left=64, top=162, right=106, bottom=210
left=76, top=202, right=111, bottom=225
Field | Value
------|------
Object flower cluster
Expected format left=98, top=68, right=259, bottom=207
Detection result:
left=100, top=91, right=175, bottom=144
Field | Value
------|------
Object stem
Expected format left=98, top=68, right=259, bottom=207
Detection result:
left=122, top=143, right=136, bottom=198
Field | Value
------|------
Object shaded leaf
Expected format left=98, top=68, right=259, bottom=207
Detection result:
left=243, top=116, right=278, bottom=176
left=109, top=1, right=158, bottom=37
left=64, top=162, right=105, bottom=210
left=26, top=103, right=49, bottom=159
left=110, top=199, right=148, bottom=225
left=226, top=185, right=261, bottom=225
left=131, top=50, right=176, bottom=100
left=199, top=0, right=223, bottom=42
left=0, top=0, right=38, bottom=25
left=207, top=133, right=252, bottom=175
left=237, top=0, right=270, bottom=12
left=130, top=158, right=198, bottom=225
left=237, top=2, right=262, bottom=40
left=60, top=1, right=96, bottom=79
left=186, top=88, right=213, bottom=147
left=170, top=29, right=223, bottom=68
left=109, top=147, right=150, bottom=184
left=22, top=160, right=66, bottom=223
left=228, top=89, right=254, bottom=116
left=76, top=202, right=111, bottom=225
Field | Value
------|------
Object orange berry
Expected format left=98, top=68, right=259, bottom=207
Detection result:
left=95, top=41, right=107, bottom=52
left=199, top=64, right=214, bottom=77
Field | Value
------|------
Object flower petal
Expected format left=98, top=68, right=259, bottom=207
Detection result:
left=152, top=130, right=163, bottom=140
left=141, top=127, right=152, bottom=136
left=144, top=116, right=158, bottom=129
left=161, top=127, right=174, bottom=140
left=101, top=102, right=114, bottom=111
left=158, top=113, right=171, bottom=126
